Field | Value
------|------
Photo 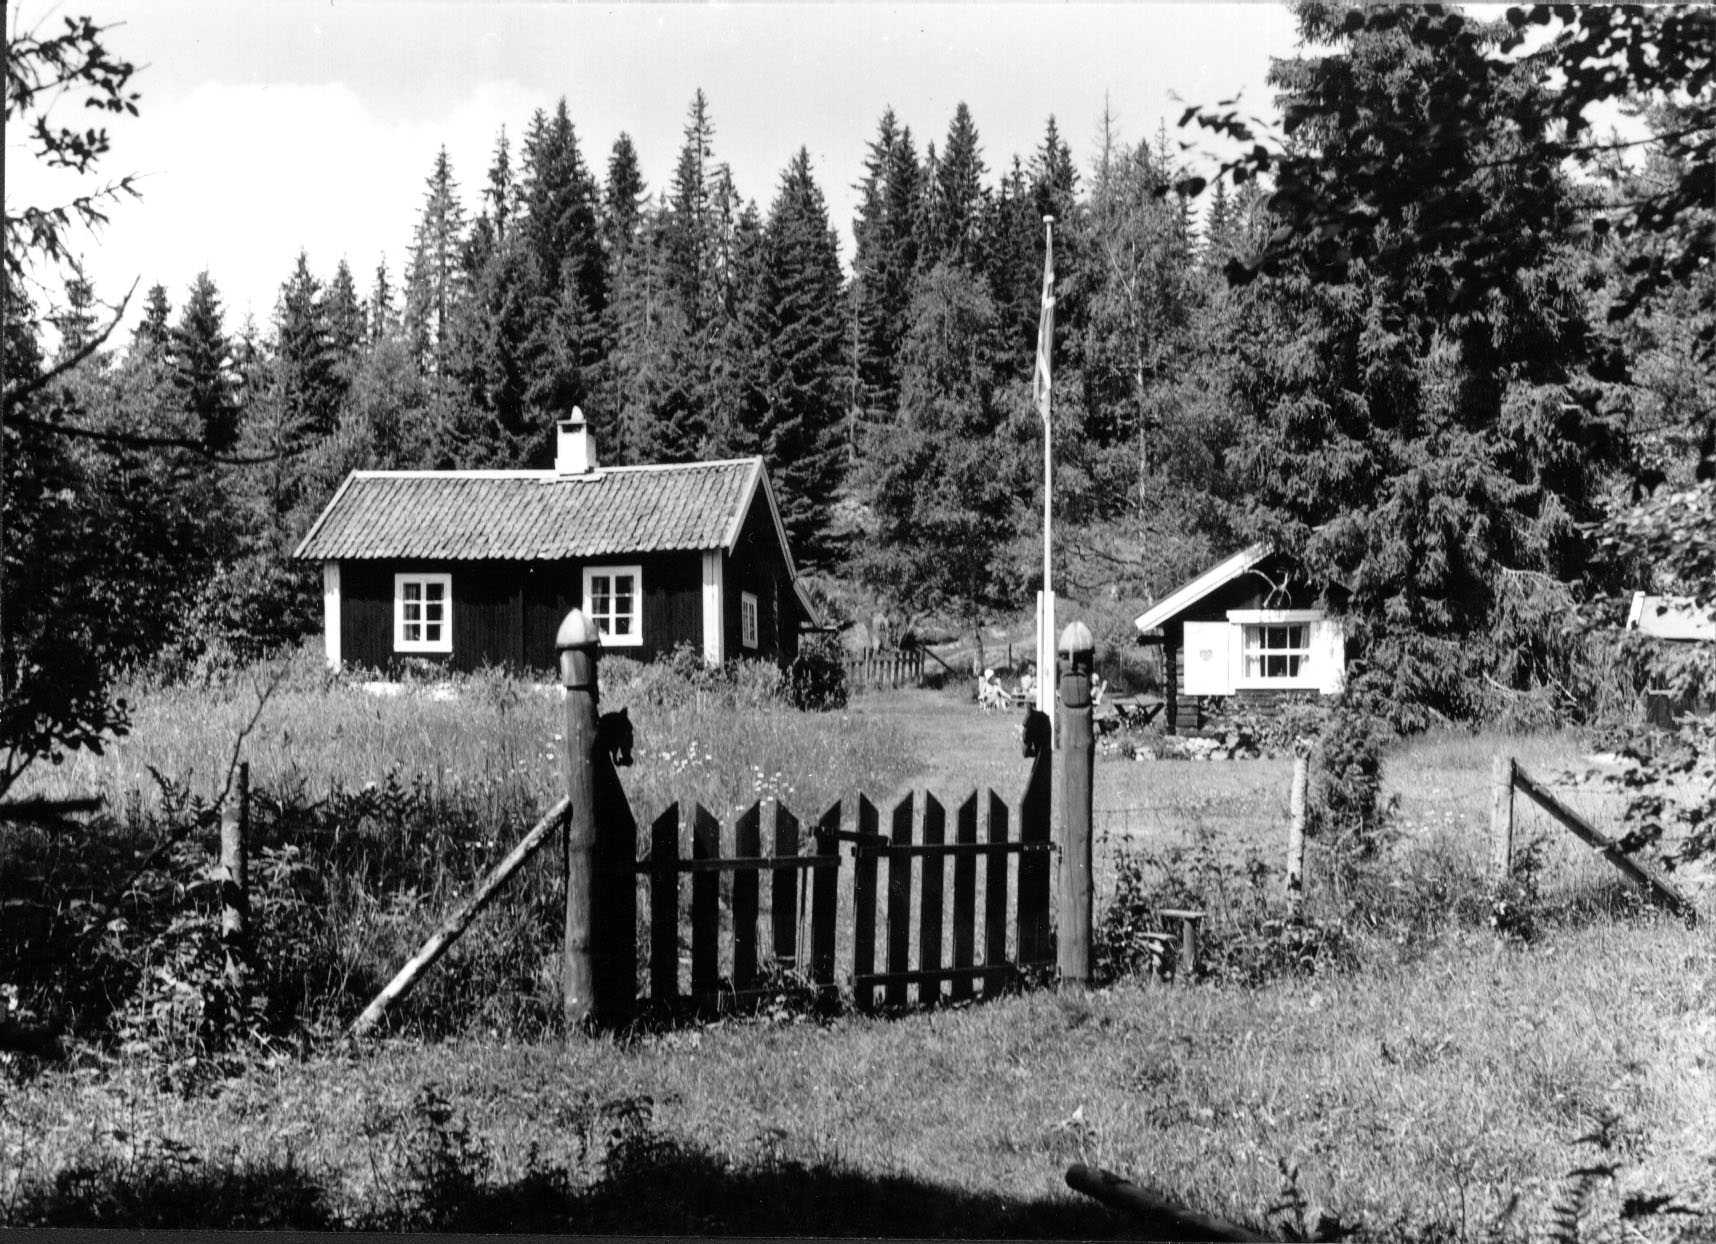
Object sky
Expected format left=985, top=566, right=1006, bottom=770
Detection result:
left=9, top=1, right=1305, bottom=339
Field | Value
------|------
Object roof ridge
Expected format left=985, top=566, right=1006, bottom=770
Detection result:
left=350, top=458, right=759, bottom=481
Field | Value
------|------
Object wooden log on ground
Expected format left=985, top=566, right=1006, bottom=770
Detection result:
left=0, top=795, right=102, bottom=824
left=0, top=1019, right=65, bottom=1059
left=348, top=796, right=570, bottom=1037
left=1065, top=1164, right=1275, bottom=1242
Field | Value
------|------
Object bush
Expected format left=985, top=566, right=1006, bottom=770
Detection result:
left=1094, top=837, right=1354, bottom=987
left=1308, top=685, right=1400, bottom=871
left=786, top=633, right=848, bottom=712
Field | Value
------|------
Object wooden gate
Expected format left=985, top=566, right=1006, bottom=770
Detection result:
left=613, top=753, right=1054, bottom=1016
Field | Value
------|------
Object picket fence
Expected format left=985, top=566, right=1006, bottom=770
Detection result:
left=604, top=752, right=1055, bottom=1016
left=842, top=650, right=926, bottom=693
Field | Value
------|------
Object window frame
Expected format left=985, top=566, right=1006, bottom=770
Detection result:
left=1227, top=608, right=1321, bottom=690
left=582, top=564, right=644, bottom=648
left=740, top=590, right=759, bottom=650
left=393, top=572, right=453, bottom=654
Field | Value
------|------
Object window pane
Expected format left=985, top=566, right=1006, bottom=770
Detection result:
left=404, top=582, right=422, bottom=603
left=404, top=622, right=421, bottom=642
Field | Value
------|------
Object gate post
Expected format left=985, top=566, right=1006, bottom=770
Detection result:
left=1286, top=743, right=1310, bottom=915
left=220, top=762, right=251, bottom=988
left=1057, top=621, right=1095, bottom=991
left=1490, top=755, right=1516, bottom=881
left=558, top=609, right=601, bottom=1031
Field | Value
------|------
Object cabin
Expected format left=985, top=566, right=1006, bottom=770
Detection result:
left=1626, top=591, right=1716, bottom=726
left=1627, top=591, right=1716, bottom=643
left=293, top=411, right=819, bottom=674
left=1133, top=543, right=1345, bottom=731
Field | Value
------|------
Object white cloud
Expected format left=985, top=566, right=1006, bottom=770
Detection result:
left=31, top=76, right=542, bottom=337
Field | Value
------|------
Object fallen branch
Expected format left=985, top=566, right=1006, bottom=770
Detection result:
left=1065, top=1164, right=1276, bottom=1242
left=0, top=1018, right=65, bottom=1060
left=0, top=795, right=101, bottom=824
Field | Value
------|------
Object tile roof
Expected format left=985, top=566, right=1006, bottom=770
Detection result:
left=293, top=459, right=766, bottom=561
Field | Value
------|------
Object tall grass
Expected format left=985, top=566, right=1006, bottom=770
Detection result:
left=0, top=651, right=919, bottom=1044
left=15, top=646, right=918, bottom=822
left=4, top=921, right=1711, bottom=1236
left=6, top=674, right=1712, bottom=1237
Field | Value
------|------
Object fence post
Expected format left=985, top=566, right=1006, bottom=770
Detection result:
left=558, top=609, right=601, bottom=1031
left=1057, top=621, right=1095, bottom=991
left=220, top=761, right=250, bottom=988
left=1286, top=745, right=1309, bottom=913
left=1490, top=755, right=1516, bottom=881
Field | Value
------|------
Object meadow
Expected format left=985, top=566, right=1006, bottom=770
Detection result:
left=3, top=655, right=1713, bottom=1239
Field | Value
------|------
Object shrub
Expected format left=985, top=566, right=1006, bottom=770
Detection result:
left=786, top=633, right=847, bottom=712
left=1095, top=837, right=1355, bottom=987
left=1308, top=685, right=1400, bottom=873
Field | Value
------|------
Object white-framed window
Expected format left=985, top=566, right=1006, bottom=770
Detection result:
left=394, top=572, right=452, bottom=654
left=1243, top=623, right=1311, bottom=680
left=583, top=564, right=643, bottom=647
left=1228, top=608, right=1323, bottom=689
left=740, top=591, right=759, bottom=649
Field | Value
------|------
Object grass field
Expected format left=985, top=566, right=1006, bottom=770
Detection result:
left=3, top=672, right=1713, bottom=1237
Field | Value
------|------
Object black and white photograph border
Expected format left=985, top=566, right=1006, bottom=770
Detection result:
left=3, top=1, right=1714, bottom=1238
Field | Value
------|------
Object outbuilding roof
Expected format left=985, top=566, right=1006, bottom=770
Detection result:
left=294, top=458, right=775, bottom=563
left=1133, top=542, right=1272, bottom=634
left=1627, top=591, right=1716, bottom=641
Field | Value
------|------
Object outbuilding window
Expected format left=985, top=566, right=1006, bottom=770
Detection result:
left=584, top=565, right=643, bottom=647
left=394, top=573, right=452, bottom=653
left=740, top=591, right=759, bottom=649
left=1241, top=622, right=1311, bottom=682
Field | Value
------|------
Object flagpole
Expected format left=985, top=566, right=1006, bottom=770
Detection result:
left=1038, top=215, right=1055, bottom=725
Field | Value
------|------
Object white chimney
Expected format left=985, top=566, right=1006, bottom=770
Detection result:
left=555, top=407, right=596, bottom=476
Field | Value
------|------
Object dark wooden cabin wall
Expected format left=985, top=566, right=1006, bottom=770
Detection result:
left=728, top=495, right=798, bottom=665
left=340, top=552, right=706, bottom=674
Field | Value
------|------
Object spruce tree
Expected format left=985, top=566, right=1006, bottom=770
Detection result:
left=603, top=133, right=647, bottom=262
left=402, top=146, right=469, bottom=376
left=753, top=149, right=846, bottom=565
left=274, top=251, right=342, bottom=442
left=131, top=283, right=171, bottom=357
left=325, top=259, right=366, bottom=365
left=925, top=103, right=988, bottom=272
left=49, top=277, right=101, bottom=361
left=859, top=264, right=1024, bottom=635
left=604, top=213, right=691, bottom=465
left=368, top=259, right=396, bottom=344
left=849, top=109, right=921, bottom=458
left=168, top=270, right=241, bottom=453
left=520, top=99, right=605, bottom=316
left=665, top=90, right=721, bottom=328
left=485, top=126, right=513, bottom=243
left=1227, top=4, right=1628, bottom=724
